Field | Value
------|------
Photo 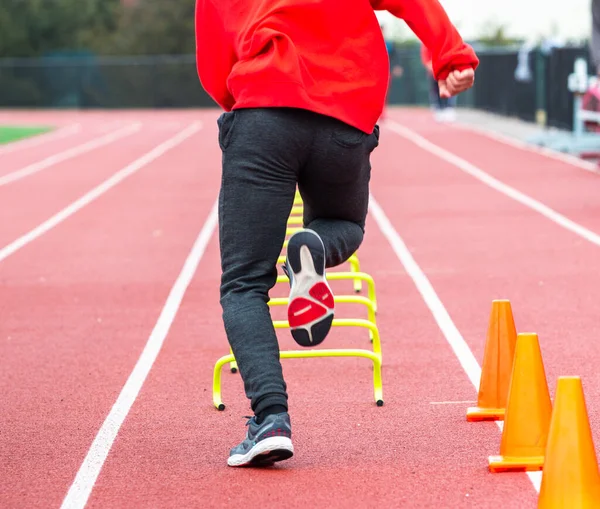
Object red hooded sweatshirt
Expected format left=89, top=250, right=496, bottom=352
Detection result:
left=195, top=0, right=478, bottom=134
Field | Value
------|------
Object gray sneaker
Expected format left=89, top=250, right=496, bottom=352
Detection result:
left=227, top=413, right=294, bottom=467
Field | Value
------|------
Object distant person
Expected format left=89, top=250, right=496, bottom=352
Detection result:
left=195, top=0, right=478, bottom=468
left=592, top=0, right=600, bottom=75
left=421, top=43, right=458, bottom=121
left=584, top=1, right=600, bottom=132
left=380, top=23, right=404, bottom=120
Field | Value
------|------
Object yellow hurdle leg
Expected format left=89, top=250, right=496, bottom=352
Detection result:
left=228, top=347, right=238, bottom=373
left=372, top=353, right=384, bottom=405
left=213, top=353, right=235, bottom=410
left=348, top=254, right=362, bottom=293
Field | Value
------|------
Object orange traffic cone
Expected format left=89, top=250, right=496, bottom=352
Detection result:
left=538, top=376, right=600, bottom=508
left=467, top=300, right=518, bottom=421
left=488, top=332, right=552, bottom=472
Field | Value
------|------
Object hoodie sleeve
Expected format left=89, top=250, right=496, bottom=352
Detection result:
left=371, top=0, right=478, bottom=80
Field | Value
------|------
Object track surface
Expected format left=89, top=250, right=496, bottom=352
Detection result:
left=1, top=107, right=599, bottom=508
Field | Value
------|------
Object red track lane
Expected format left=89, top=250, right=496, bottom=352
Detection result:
left=0, top=111, right=208, bottom=175
left=0, top=118, right=218, bottom=508
left=391, top=108, right=600, bottom=234
left=372, top=123, right=600, bottom=469
left=7, top=108, right=600, bottom=508
left=0, top=125, right=185, bottom=247
left=80, top=118, right=535, bottom=508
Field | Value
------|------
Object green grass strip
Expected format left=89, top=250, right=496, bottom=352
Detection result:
left=0, top=125, right=53, bottom=145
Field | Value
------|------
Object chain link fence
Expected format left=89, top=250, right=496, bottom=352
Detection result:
left=0, top=54, right=214, bottom=108
left=0, top=45, right=591, bottom=130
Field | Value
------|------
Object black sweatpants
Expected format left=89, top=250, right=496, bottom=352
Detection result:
left=217, top=107, right=379, bottom=415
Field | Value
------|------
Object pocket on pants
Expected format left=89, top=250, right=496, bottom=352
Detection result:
left=330, top=122, right=369, bottom=148
left=370, top=124, right=380, bottom=151
left=331, top=122, right=379, bottom=155
left=217, top=111, right=238, bottom=150
left=318, top=123, right=375, bottom=185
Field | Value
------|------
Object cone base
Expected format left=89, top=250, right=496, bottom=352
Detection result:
left=466, top=406, right=505, bottom=422
left=488, top=454, right=544, bottom=473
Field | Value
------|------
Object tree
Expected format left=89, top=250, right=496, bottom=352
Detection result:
left=0, top=0, right=122, bottom=57
left=102, top=0, right=196, bottom=55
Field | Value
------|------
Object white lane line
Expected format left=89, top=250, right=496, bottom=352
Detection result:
left=0, top=122, right=203, bottom=264
left=0, top=123, right=142, bottom=187
left=0, top=123, right=82, bottom=155
left=385, top=119, right=600, bottom=249
left=453, top=119, right=600, bottom=175
left=60, top=199, right=218, bottom=509
left=368, top=195, right=542, bottom=492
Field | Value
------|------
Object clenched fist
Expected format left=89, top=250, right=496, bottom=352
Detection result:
left=438, top=68, right=475, bottom=98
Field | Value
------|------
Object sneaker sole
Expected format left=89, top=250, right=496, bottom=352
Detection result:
left=227, top=437, right=294, bottom=467
left=286, top=230, right=334, bottom=347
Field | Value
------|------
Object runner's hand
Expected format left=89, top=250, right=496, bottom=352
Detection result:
left=438, top=68, right=475, bottom=98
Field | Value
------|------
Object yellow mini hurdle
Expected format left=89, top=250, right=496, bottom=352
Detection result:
left=213, top=318, right=383, bottom=411
left=223, top=292, right=378, bottom=374
left=276, top=271, right=377, bottom=312
left=212, top=190, right=384, bottom=411
left=270, top=295, right=377, bottom=331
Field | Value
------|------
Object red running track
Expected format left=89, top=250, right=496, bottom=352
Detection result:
left=2, top=107, right=600, bottom=508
